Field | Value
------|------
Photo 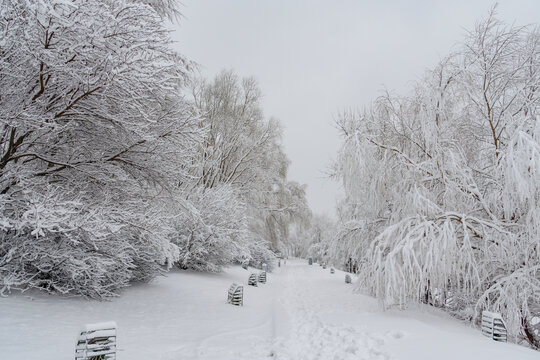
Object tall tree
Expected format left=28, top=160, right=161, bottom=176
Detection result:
left=183, top=70, right=311, bottom=268
left=0, top=0, right=202, bottom=297
left=333, top=11, right=539, bottom=347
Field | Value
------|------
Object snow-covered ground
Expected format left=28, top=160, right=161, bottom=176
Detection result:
left=0, top=259, right=537, bottom=359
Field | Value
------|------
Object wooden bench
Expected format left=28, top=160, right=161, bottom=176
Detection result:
left=345, top=274, right=352, bottom=284
left=227, top=283, right=243, bottom=306
left=481, top=311, right=507, bottom=342
left=330, top=268, right=335, bottom=274
left=248, top=273, right=258, bottom=286
left=258, top=271, right=267, bottom=284
left=75, top=321, right=117, bottom=360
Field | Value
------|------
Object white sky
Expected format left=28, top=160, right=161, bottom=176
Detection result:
left=171, top=0, right=539, bottom=218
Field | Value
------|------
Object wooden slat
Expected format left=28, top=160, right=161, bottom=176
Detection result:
left=79, top=331, right=116, bottom=340
left=227, top=283, right=243, bottom=305
left=481, top=311, right=507, bottom=342
left=75, top=322, right=117, bottom=360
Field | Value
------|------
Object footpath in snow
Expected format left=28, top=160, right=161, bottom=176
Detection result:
left=0, top=259, right=538, bottom=359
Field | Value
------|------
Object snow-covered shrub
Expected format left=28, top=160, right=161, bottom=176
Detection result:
left=247, top=239, right=277, bottom=272
left=174, top=185, right=249, bottom=272
left=0, top=184, right=180, bottom=298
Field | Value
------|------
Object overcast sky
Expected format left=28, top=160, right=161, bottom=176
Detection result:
left=171, top=0, right=539, bottom=218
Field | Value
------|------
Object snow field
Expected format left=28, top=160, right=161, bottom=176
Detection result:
left=1, top=259, right=538, bottom=359
left=274, top=261, right=538, bottom=360
left=0, top=266, right=275, bottom=359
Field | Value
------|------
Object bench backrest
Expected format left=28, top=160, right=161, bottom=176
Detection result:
left=248, top=273, right=258, bottom=286
left=481, top=311, right=507, bottom=342
left=75, top=321, right=117, bottom=360
left=227, top=283, right=243, bottom=306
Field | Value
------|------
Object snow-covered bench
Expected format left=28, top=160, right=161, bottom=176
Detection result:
left=258, top=271, right=267, bottom=284
left=345, top=274, right=352, bottom=284
left=75, top=321, right=117, bottom=360
left=227, top=283, right=243, bottom=306
left=248, top=273, right=258, bottom=286
left=481, top=311, right=507, bottom=342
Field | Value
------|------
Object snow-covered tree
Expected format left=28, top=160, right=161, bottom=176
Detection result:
left=186, top=70, right=311, bottom=268
left=333, top=10, right=539, bottom=348
left=305, top=214, right=336, bottom=264
left=0, top=0, right=202, bottom=297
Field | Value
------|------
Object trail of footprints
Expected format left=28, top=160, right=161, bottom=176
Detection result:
left=273, top=312, right=391, bottom=360
left=272, top=270, right=392, bottom=360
